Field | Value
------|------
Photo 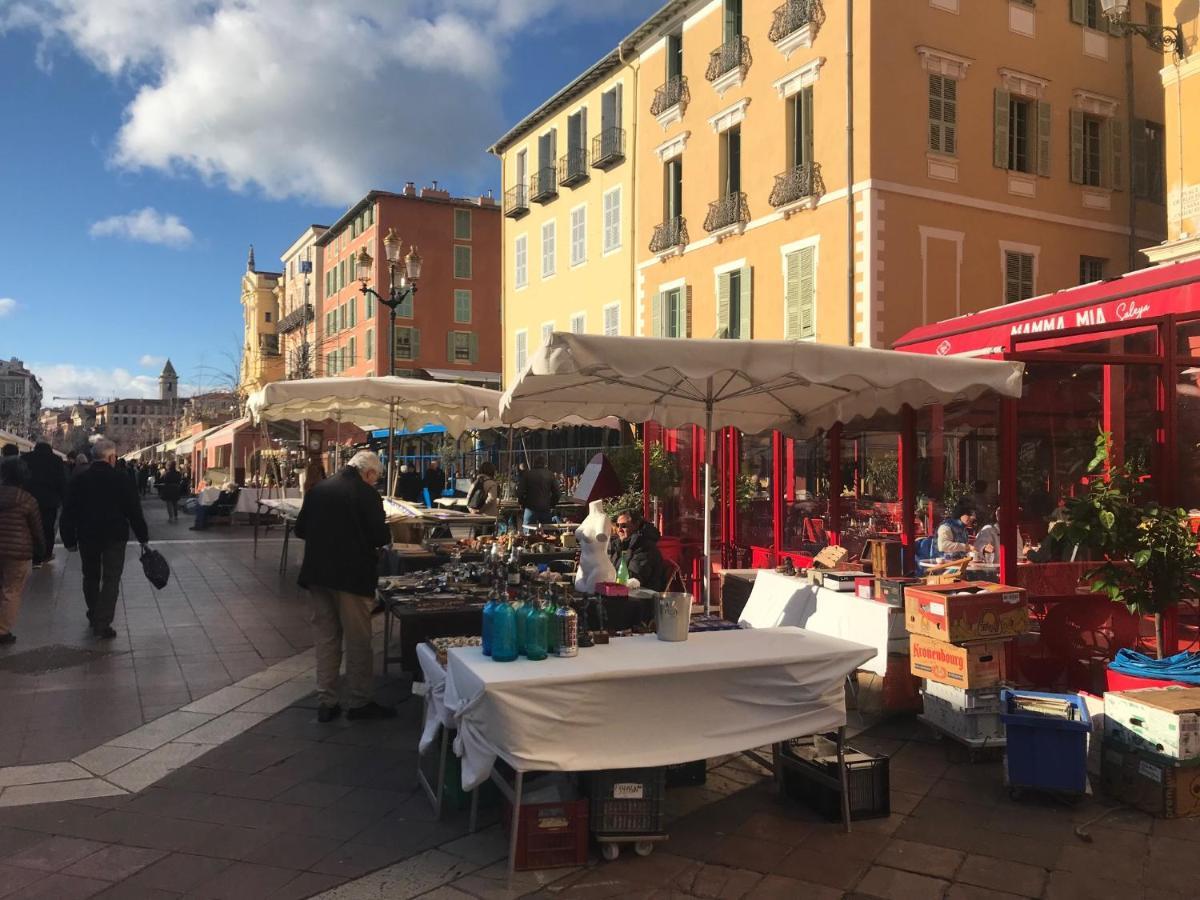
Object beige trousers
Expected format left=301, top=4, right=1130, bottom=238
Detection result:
left=0, top=559, right=32, bottom=635
left=309, top=587, right=374, bottom=709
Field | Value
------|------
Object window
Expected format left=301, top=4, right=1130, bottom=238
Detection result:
left=1079, top=256, right=1106, bottom=284
left=718, top=267, right=752, bottom=339
left=1009, top=97, right=1032, bottom=172
left=326, top=352, right=336, bottom=375
left=397, top=290, right=413, bottom=319
left=515, top=235, right=529, bottom=288
left=365, top=295, right=373, bottom=319
left=365, top=205, right=373, bottom=227
left=1134, top=119, right=1166, bottom=203
left=788, top=86, right=815, bottom=168
left=600, top=84, right=623, bottom=146
left=340, top=345, right=349, bottom=371
left=454, top=289, right=472, bottom=324
left=454, top=245, right=472, bottom=279
left=653, top=287, right=688, bottom=338
left=603, top=188, right=621, bottom=252
left=542, top=221, right=556, bottom=278
left=566, top=108, right=587, bottom=174
left=339, top=260, right=346, bottom=289
left=395, top=326, right=419, bottom=360
left=719, top=125, right=742, bottom=195
left=928, top=75, right=956, bottom=155
left=450, top=331, right=477, bottom=363
left=366, top=328, right=374, bottom=361
left=723, top=0, right=743, bottom=41
left=454, top=209, right=472, bottom=240
left=541, top=322, right=555, bottom=346
left=994, top=91, right=1050, bottom=176
left=1072, top=0, right=1103, bottom=30
left=570, top=313, right=586, bottom=334
left=570, top=206, right=587, bottom=266
left=326, top=311, right=335, bottom=334
left=348, top=336, right=357, bottom=367
left=264, top=311, right=272, bottom=323
left=784, top=246, right=816, bottom=340
left=326, top=269, right=333, bottom=296
left=1070, top=111, right=1121, bottom=189
left=1146, top=4, right=1163, bottom=29
left=349, top=297, right=357, bottom=327
left=604, top=303, right=620, bottom=336
left=515, top=330, right=528, bottom=371
left=667, top=32, right=683, bottom=81
left=338, top=304, right=346, bottom=330
left=1004, top=251, right=1035, bottom=304
left=664, top=158, right=683, bottom=220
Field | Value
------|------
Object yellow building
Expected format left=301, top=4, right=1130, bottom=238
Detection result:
left=238, top=246, right=284, bottom=398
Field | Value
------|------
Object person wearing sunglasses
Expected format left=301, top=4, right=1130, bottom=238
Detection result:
left=609, top=509, right=668, bottom=592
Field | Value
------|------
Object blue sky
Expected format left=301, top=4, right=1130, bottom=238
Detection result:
left=0, top=0, right=655, bottom=404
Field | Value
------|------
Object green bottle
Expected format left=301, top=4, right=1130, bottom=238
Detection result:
left=545, top=591, right=560, bottom=653
left=616, top=551, right=630, bottom=585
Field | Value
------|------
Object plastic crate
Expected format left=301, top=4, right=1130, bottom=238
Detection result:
left=501, top=792, right=589, bottom=871
left=921, top=679, right=1003, bottom=714
left=1000, top=689, right=1091, bottom=795
left=666, top=759, right=707, bottom=788
left=430, top=748, right=500, bottom=812
left=921, top=693, right=1005, bottom=743
left=587, top=768, right=666, bottom=835
left=780, top=735, right=890, bottom=822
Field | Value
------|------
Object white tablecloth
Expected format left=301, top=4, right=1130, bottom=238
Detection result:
left=417, top=643, right=453, bottom=755
left=444, top=628, right=874, bottom=790
left=237, top=488, right=300, bottom=514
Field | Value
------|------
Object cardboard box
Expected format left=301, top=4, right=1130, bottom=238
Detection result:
left=812, top=545, right=850, bottom=570
left=905, top=582, right=1028, bottom=644
left=820, top=571, right=861, bottom=592
left=1101, top=739, right=1200, bottom=818
left=854, top=576, right=875, bottom=600
left=909, top=634, right=1008, bottom=689
left=860, top=540, right=904, bottom=578
left=878, top=577, right=922, bottom=608
left=1104, top=687, right=1200, bottom=761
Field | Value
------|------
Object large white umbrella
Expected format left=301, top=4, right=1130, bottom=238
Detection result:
left=500, top=333, right=1026, bottom=610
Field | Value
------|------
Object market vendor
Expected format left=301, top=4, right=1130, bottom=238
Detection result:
left=610, top=509, right=669, bottom=591
left=936, top=500, right=976, bottom=560
left=189, top=482, right=239, bottom=531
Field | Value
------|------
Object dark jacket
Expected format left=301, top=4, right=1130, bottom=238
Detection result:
left=60, top=460, right=150, bottom=548
left=23, top=445, right=66, bottom=508
left=0, top=485, right=45, bottom=562
left=397, top=470, right=423, bottom=502
left=422, top=467, right=446, bottom=500
left=158, top=469, right=183, bottom=502
left=295, top=467, right=390, bottom=598
left=610, top=521, right=669, bottom=592
left=517, top=466, right=560, bottom=514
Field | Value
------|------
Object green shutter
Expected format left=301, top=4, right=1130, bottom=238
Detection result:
left=652, top=291, right=663, bottom=337
left=468, top=332, right=479, bottom=363
left=1132, top=118, right=1149, bottom=198
left=784, top=251, right=801, bottom=339
left=717, top=273, right=731, bottom=337
left=1109, top=118, right=1124, bottom=192
left=739, top=266, right=752, bottom=341
left=1069, top=110, right=1086, bottom=184
left=994, top=90, right=1011, bottom=169
left=1037, top=101, right=1052, bottom=177
left=802, top=86, right=815, bottom=167
left=929, top=75, right=942, bottom=154
left=798, top=247, right=816, bottom=339
left=682, top=286, right=692, bottom=338
left=447, top=332, right=456, bottom=362
left=1070, top=0, right=1086, bottom=25
left=411, top=327, right=421, bottom=360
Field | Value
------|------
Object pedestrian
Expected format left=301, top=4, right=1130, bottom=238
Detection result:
left=1, top=443, right=28, bottom=488
left=609, top=509, right=669, bottom=591
left=0, top=457, right=44, bottom=644
left=59, top=439, right=150, bottom=639
left=294, top=450, right=396, bottom=723
left=22, top=442, right=65, bottom=568
left=158, top=461, right=183, bottom=522
left=396, top=463, right=422, bottom=502
left=517, top=455, right=560, bottom=528
left=137, top=463, right=150, bottom=496
left=466, top=461, right=500, bottom=516
left=302, top=456, right=326, bottom=496
left=422, top=459, right=446, bottom=505
left=73, top=453, right=90, bottom=478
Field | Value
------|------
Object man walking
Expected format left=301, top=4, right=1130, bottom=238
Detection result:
left=23, top=442, right=66, bottom=567
left=295, top=450, right=395, bottom=723
left=518, top=456, right=560, bottom=528
left=60, top=439, right=150, bottom=639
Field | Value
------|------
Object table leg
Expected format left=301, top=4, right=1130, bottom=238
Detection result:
left=382, top=604, right=392, bottom=676
left=253, top=507, right=259, bottom=558
left=434, top=724, right=448, bottom=818
left=837, top=725, right=852, bottom=834
left=508, top=770, right=523, bottom=876
left=279, top=522, right=291, bottom=574
left=469, top=784, right=479, bottom=834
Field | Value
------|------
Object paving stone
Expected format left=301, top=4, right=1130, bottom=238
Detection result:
left=705, top=834, right=791, bottom=873
left=105, top=742, right=212, bottom=792
left=266, top=871, right=345, bottom=900
left=63, top=845, right=168, bottom=881
left=0, top=779, right=127, bottom=808
left=1044, top=869, right=1145, bottom=899
left=677, top=861, right=763, bottom=899
left=856, top=864, right=951, bottom=900
left=449, top=860, right=579, bottom=900
left=122, top=853, right=232, bottom=893
left=0, top=826, right=50, bottom=858
left=876, top=838, right=965, bottom=880
left=947, top=886, right=1030, bottom=900
left=181, top=686, right=263, bottom=716
left=0, top=862, right=50, bottom=897
left=8, top=872, right=110, bottom=899
left=732, top=810, right=816, bottom=846
left=271, top=781, right=353, bottom=809
left=1055, top=844, right=1143, bottom=886
left=235, top=679, right=315, bottom=715
left=173, top=712, right=271, bottom=747
left=107, top=712, right=216, bottom=751
left=175, top=860, right=298, bottom=898
left=957, top=853, right=1046, bottom=897
left=437, top=827, right=507, bottom=867
left=309, top=841, right=411, bottom=878
left=72, top=747, right=149, bottom=778
left=744, top=874, right=842, bottom=900
left=0, top=762, right=93, bottom=788
left=309, top=848, right=477, bottom=899
left=772, top=846, right=871, bottom=890
left=3, top=835, right=109, bottom=872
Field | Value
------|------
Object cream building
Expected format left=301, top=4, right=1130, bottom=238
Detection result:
left=277, top=226, right=327, bottom=379
left=238, top=246, right=284, bottom=398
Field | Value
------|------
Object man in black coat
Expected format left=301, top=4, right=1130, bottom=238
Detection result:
left=22, top=442, right=65, bottom=567
left=59, top=439, right=150, bottom=639
left=421, top=460, right=446, bottom=505
left=295, top=450, right=395, bottom=723
left=610, top=509, right=669, bottom=592
left=517, top=456, right=560, bottom=528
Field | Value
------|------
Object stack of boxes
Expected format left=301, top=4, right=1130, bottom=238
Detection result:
left=906, top=582, right=1030, bottom=747
left=1101, top=686, right=1200, bottom=818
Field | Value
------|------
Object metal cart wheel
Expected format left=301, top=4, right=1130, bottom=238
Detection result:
left=601, top=843, right=620, bottom=861
left=634, top=841, right=654, bottom=857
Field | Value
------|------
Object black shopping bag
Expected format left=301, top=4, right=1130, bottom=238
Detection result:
left=140, top=545, right=170, bottom=589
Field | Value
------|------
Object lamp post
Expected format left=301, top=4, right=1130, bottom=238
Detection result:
left=1101, top=0, right=1187, bottom=57
left=357, top=228, right=423, bottom=491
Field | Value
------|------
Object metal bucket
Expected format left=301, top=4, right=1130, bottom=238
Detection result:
left=655, top=592, right=691, bottom=642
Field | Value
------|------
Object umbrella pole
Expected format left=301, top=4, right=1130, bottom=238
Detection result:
left=387, top=399, right=396, bottom=497
left=703, top=393, right=714, bottom=616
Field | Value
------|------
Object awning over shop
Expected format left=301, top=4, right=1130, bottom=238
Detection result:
left=419, top=368, right=502, bottom=386
left=202, top=417, right=253, bottom=450
left=176, top=423, right=228, bottom=456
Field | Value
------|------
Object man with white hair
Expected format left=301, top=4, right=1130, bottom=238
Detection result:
left=294, top=450, right=395, bottom=722
left=60, top=439, right=150, bottom=639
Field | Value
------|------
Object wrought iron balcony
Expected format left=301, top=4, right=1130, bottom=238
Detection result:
left=649, top=215, right=688, bottom=254
left=650, top=75, right=690, bottom=117
left=703, top=192, right=750, bottom=234
left=504, top=184, right=529, bottom=218
left=705, top=35, right=752, bottom=83
left=558, top=147, right=588, bottom=188
left=276, top=304, right=314, bottom=335
left=769, top=0, right=824, bottom=44
left=591, top=127, right=626, bottom=170
left=768, top=162, right=825, bottom=209
left=530, top=166, right=558, bottom=203
left=259, top=333, right=280, bottom=356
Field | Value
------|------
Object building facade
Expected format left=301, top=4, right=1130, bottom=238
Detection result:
left=95, top=360, right=180, bottom=451
left=277, top=226, right=328, bottom=379
left=238, top=247, right=284, bottom=397
left=0, top=358, right=42, bottom=437
left=315, top=185, right=502, bottom=384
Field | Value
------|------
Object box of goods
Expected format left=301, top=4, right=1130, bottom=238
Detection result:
left=909, top=634, right=1007, bottom=690
left=427, top=636, right=482, bottom=667
left=905, top=582, right=1028, bottom=644
left=1101, top=740, right=1200, bottom=818
left=1103, top=687, right=1200, bottom=761
left=861, top=539, right=904, bottom=578
left=878, top=576, right=922, bottom=608
left=586, top=767, right=666, bottom=835
left=812, top=545, right=850, bottom=570
left=854, top=576, right=875, bottom=600
left=428, top=748, right=501, bottom=812
left=921, top=679, right=1004, bottom=714
left=780, top=734, right=890, bottom=822
left=920, top=692, right=1006, bottom=743
left=1001, top=690, right=1092, bottom=795
left=821, top=571, right=861, bottom=593
left=502, top=777, right=589, bottom=870
left=665, top=759, right=707, bottom=788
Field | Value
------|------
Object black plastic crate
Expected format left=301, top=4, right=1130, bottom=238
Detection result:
left=666, top=759, right=707, bottom=788
left=586, top=767, right=666, bottom=835
left=780, top=735, right=890, bottom=822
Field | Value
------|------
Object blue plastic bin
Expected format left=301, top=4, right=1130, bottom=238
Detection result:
left=1000, top=689, right=1091, bottom=795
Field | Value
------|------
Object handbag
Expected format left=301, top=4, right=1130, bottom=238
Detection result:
left=140, top=545, right=170, bottom=590
left=466, top=477, right=486, bottom=511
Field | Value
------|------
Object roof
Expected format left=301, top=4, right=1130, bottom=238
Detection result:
left=160, top=359, right=177, bottom=378
left=316, top=189, right=495, bottom=247
left=487, top=0, right=691, bottom=155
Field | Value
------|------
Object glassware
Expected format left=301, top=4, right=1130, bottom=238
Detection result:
left=481, top=580, right=502, bottom=656
left=555, top=603, right=579, bottom=657
left=491, top=600, right=518, bottom=662
left=514, top=599, right=528, bottom=656
left=526, top=600, right=549, bottom=661
left=545, top=592, right=560, bottom=654
left=616, top=552, right=630, bottom=585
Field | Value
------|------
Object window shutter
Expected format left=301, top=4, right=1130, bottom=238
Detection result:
left=716, top=273, right=731, bottom=337
left=412, top=328, right=421, bottom=360
left=739, top=266, right=752, bottom=341
left=469, top=332, right=479, bottom=363
left=993, top=90, right=1011, bottom=169
left=784, top=251, right=801, bottom=339
left=802, top=86, right=815, bottom=166
left=447, top=332, right=456, bottom=363
left=1109, top=118, right=1124, bottom=191
left=929, top=75, right=942, bottom=154
left=1131, top=118, right=1149, bottom=198
left=799, top=247, right=816, bottom=339
left=652, top=291, right=662, bottom=337
left=683, top=286, right=693, bottom=338
left=580, top=106, right=588, bottom=151
left=1069, top=110, right=1085, bottom=184
left=1036, top=101, right=1052, bottom=177
left=1070, top=0, right=1086, bottom=25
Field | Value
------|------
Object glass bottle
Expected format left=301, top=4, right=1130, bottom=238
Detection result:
left=545, top=589, right=560, bottom=654
left=481, top=579, right=502, bottom=657
left=514, top=594, right=528, bottom=656
left=525, top=599, right=549, bottom=661
left=491, top=599, right=518, bottom=662
left=616, top=551, right=630, bottom=585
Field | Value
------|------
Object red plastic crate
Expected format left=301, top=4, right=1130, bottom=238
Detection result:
left=1105, top=669, right=1192, bottom=692
left=501, top=797, right=589, bottom=871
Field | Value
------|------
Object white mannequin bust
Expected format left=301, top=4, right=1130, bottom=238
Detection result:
left=574, top=500, right=617, bottom=592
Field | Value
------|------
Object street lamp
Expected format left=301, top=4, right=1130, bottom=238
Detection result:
left=1101, top=0, right=1187, bottom=57
left=356, top=228, right=423, bottom=379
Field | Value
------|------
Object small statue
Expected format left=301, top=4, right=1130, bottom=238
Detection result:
left=574, top=500, right=617, bottom=593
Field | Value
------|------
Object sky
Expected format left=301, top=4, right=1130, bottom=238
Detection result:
left=0, top=0, right=656, bottom=405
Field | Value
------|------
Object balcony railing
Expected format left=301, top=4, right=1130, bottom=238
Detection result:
left=703, top=192, right=750, bottom=233
left=591, top=127, right=626, bottom=169
left=276, top=304, right=314, bottom=335
left=705, top=35, right=752, bottom=83
left=768, top=162, right=825, bottom=208
left=558, top=147, right=588, bottom=188
left=769, top=0, right=824, bottom=44
left=650, top=75, right=690, bottom=117
left=649, top=215, right=688, bottom=254
left=504, top=184, right=529, bottom=218
left=259, top=333, right=280, bottom=356
left=530, top=166, right=558, bottom=203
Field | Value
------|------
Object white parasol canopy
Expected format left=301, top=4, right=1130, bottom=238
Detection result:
left=500, top=333, right=1026, bottom=610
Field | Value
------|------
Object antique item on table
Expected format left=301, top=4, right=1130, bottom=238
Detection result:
left=574, top=500, right=617, bottom=592
left=576, top=596, right=596, bottom=648
left=655, top=592, right=691, bottom=642
left=812, top=545, right=850, bottom=570
left=492, top=599, right=518, bottom=662
left=555, top=603, right=579, bottom=657
left=525, top=598, right=550, bottom=661
left=428, top=635, right=482, bottom=667
left=820, top=571, right=861, bottom=593
left=482, top=588, right=501, bottom=657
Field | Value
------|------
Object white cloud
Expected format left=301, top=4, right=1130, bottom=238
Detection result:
left=0, top=298, right=16, bottom=317
left=2, top=0, right=649, bottom=205
left=139, top=354, right=166, bottom=368
left=31, top=362, right=198, bottom=403
left=89, top=207, right=194, bottom=247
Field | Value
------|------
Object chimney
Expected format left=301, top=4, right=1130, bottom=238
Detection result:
left=420, top=181, right=450, bottom=200
left=402, top=181, right=417, bottom=197
left=478, top=191, right=498, bottom=208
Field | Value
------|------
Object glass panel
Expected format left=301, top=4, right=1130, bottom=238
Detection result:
left=1176, top=318, right=1200, bottom=358
left=837, top=431, right=902, bottom=560
left=1177, top=367, right=1200, bottom=512
left=780, top=436, right=829, bottom=555
left=1017, top=326, right=1158, bottom=356
left=735, top=433, right=773, bottom=554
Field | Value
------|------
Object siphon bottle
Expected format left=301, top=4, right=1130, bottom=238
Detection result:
left=491, top=597, right=518, bottom=662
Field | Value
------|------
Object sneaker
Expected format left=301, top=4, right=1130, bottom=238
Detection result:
left=0, top=633, right=15, bottom=645
left=317, top=704, right=342, bottom=723
left=346, top=701, right=398, bottom=721
left=92, top=626, right=117, bottom=639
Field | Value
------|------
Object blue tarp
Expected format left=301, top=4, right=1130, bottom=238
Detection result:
left=369, top=424, right=448, bottom=439
left=1107, top=648, right=1200, bottom=685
